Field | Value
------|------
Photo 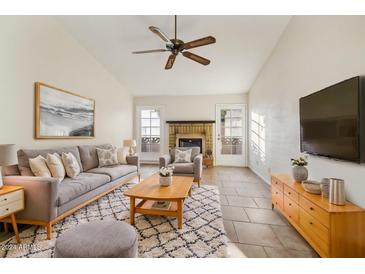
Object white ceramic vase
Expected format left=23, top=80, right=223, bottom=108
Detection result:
left=159, top=175, right=172, bottom=187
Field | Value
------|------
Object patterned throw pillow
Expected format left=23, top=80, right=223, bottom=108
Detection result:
left=174, top=149, right=192, bottom=163
left=96, top=147, right=118, bottom=167
left=29, top=155, right=52, bottom=177
left=61, top=152, right=81, bottom=178
left=46, top=153, right=66, bottom=180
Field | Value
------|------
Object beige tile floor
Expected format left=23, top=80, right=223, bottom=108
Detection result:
left=0, top=164, right=319, bottom=258
left=141, top=164, right=318, bottom=258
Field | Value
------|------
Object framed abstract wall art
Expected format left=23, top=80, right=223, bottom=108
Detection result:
left=35, top=82, right=95, bottom=139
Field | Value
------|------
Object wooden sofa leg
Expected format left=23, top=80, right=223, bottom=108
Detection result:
left=46, top=223, right=52, bottom=240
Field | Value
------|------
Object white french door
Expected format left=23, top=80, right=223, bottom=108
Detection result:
left=136, top=106, right=164, bottom=162
left=215, top=104, right=247, bottom=167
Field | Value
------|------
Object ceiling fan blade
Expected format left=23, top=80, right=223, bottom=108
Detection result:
left=149, top=26, right=171, bottom=43
left=183, top=36, right=216, bottom=50
left=165, top=54, right=176, bottom=70
left=182, top=51, right=210, bottom=66
left=132, top=49, right=168, bottom=54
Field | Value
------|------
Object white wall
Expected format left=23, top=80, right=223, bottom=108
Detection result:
left=0, top=16, right=133, bottom=149
left=134, top=93, right=247, bottom=156
left=248, top=16, right=365, bottom=207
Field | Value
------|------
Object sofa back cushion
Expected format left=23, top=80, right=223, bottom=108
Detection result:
left=170, top=147, right=200, bottom=162
left=78, top=144, right=113, bottom=171
left=17, top=146, right=83, bottom=176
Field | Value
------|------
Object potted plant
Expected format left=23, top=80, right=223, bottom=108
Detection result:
left=290, top=156, right=308, bottom=182
left=159, top=165, right=174, bottom=187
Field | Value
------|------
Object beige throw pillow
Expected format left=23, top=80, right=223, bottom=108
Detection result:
left=46, top=153, right=65, bottom=180
left=174, top=149, right=192, bottom=163
left=117, top=147, right=129, bottom=164
left=29, top=155, right=52, bottom=177
left=62, top=152, right=81, bottom=178
left=96, top=147, right=118, bottom=167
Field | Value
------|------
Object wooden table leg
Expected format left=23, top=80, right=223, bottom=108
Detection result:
left=4, top=222, right=9, bottom=233
left=130, top=197, right=135, bottom=225
left=188, top=188, right=192, bottom=197
left=177, top=199, right=183, bottom=229
left=10, top=214, right=20, bottom=243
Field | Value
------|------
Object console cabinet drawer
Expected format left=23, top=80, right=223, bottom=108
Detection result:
left=300, top=196, right=330, bottom=227
left=272, top=187, right=283, bottom=209
left=271, top=177, right=283, bottom=191
left=299, top=208, right=329, bottom=256
left=0, top=199, right=23, bottom=218
left=284, top=185, right=298, bottom=203
left=284, top=195, right=299, bottom=223
left=0, top=190, right=23, bottom=207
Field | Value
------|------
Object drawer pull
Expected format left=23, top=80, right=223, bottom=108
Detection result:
left=6, top=208, right=9, bottom=211
left=310, top=207, right=314, bottom=211
left=288, top=192, right=291, bottom=195
left=289, top=203, right=292, bottom=206
left=276, top=192, right=278, bottom=194
left=309, top=222, right=313, bottom=225
left=4, top=198, right=7, bottom=201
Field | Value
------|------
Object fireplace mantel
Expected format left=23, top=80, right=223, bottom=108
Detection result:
left=166, top=120, right=215, bottom=124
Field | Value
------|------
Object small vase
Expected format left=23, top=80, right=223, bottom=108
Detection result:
left=292, top=166, right=308, bottom=182
left=159, top=176, right=172, bottom=187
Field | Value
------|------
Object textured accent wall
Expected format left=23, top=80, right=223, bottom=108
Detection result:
left=168, top=123, right=213, bottom=155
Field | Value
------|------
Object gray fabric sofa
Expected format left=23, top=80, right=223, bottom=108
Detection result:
left=2, top=144, right=139, bottom=240
left=159, top=147, right=202, bottom=186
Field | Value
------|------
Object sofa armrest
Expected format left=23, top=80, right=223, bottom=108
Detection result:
left=3, top=176, right=59, bottom=222
left=159, top=154, right=171, bottom=168
left=193, top=154, right=203, bottom=180
left=126, top=155, right=140, bottom=171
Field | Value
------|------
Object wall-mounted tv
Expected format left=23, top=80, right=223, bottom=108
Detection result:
left=300, top=76, right=365, bottom=163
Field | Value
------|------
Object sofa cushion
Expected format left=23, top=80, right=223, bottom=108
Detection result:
left=78, top=144, right=113, bottom=171
left=87, top=165, right=137, bottom=181
left=18, top=146, right=83, bottom=176
left=170, top=147, right=200, bottom=163
left=172, top=162, right=194, bottom=174
left=57, top=173, right=111, bottom=206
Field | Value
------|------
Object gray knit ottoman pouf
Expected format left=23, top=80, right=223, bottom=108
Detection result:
left=54, top=220, right=138, bottom=258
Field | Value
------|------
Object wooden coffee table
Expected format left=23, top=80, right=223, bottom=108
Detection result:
left=124, top=174, right=194, bottom=229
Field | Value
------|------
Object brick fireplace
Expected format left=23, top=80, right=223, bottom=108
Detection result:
left=167, top=121, right=214, bottom=156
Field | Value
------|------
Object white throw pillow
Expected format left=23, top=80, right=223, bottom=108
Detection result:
left=174, top=149, right=192, bottom=163
left=46, top=153, right=65, bottom=180
left=117, top=147, right=129, bottom=164
left=29, top=155, right=52, bottom=177
left=96, top=147, right=119, bottom=167
left=61, top=152, right=81, bottom=178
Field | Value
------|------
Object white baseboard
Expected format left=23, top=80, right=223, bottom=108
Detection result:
left=248, top=165, right=271, bottom=186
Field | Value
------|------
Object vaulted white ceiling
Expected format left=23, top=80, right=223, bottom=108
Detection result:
left=56, top=16, right=290, bottom=96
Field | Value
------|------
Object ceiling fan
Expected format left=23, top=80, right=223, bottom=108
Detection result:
left=132, top=15, right=216, bottom=70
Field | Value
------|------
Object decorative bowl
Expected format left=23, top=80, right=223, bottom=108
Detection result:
left=301, top=180, right=321, bottom=195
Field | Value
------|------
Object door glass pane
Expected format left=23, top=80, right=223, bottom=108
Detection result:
left=151, top=127, right=160, bottom=135
left=151, top=119, right=160, bottom=127
left=231, top=127, right=242, bottom=137
left=141, top=119, right=150, bottom=127
left=141, top=110, right=150, bottom=118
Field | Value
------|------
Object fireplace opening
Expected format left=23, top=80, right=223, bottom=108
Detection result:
left=178, top=138, right=203, bottom=154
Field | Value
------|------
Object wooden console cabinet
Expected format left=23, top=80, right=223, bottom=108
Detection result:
left=271, top=173, right=365, bottom=257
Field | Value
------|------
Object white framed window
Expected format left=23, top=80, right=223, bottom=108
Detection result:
left=136, top=106, right=164, bottom=161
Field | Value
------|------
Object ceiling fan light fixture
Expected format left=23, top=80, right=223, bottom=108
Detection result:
left=133, top=16, right=216, bottom=70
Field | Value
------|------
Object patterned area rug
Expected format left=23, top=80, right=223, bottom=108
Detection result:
left=0, top=182, right=227, bottom=258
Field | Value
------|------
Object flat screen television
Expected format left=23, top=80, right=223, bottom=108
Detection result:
left=300, top=76, right=365, bottom=163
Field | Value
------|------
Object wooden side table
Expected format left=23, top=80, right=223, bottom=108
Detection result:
left=0, top=185, right=24, bottom=243
left=203, top=157, right=214, bottom=168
